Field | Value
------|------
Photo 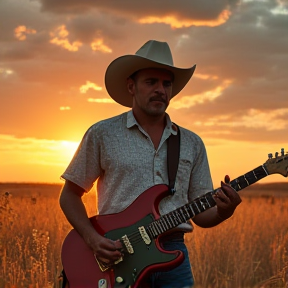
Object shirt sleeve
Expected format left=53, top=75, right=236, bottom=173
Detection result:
left=188, top=135, right=214, bottom=201
left=61, top=124, right=102, bottom=192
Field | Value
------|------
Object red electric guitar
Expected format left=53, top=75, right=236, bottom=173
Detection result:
left=61, top=150, right=288, bottom=288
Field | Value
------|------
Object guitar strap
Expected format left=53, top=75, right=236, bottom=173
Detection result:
left=167, top=123, right=180, bottom=195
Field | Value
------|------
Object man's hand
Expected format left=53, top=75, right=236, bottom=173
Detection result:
left=85, top=231, right=123, bottom=267
left=213, top=175, right=242, bottom=220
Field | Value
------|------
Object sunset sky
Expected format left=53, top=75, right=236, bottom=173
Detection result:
left=0, top=0, right=287, bottom=186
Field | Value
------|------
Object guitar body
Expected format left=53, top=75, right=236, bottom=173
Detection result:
left=61, top=184, right=184, bottom=288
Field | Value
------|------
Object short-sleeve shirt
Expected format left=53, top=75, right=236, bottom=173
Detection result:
left=61, top=110, right=213, bottom=215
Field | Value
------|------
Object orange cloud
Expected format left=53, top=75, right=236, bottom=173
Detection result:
left=80, top=81, right=102, bottom=93
left=91, top=39, right=112, bottom=53
left=87, top=98, right=115, bottom=103
left=14, top=25, right=36, bottom=41
left=139, top=10, right=231, bottom=29
left=171, top=79, right=233, bottom=109
left=50, top=25, right=82, bottom=52
left=193, top=108, right=288, bottom=131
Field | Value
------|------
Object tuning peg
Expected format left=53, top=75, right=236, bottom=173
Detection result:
left=275, top=152, right=279, bottom=157
left=281, top=148, right=284, bottom=156
left=268, top=153, right=273, bottom=159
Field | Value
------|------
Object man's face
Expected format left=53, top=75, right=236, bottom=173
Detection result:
left=128, top=68, right=173, bottom=117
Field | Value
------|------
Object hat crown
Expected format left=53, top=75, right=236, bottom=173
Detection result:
left=135, top=40, right=174, bottom=67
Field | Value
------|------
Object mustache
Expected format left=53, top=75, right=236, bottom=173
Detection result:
left=149, top=96, right=167, bottom=103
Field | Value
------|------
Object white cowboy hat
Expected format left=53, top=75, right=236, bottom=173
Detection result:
left=105, top=40, right=196, bottom=107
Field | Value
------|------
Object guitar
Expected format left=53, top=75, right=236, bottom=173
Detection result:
left=61, top=149, right=288, bottom=288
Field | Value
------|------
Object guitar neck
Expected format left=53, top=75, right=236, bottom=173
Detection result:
left=147, top=164, right=269, bottom=238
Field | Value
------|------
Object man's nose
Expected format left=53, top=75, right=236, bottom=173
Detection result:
left=155, top=82, right=165, bottom=94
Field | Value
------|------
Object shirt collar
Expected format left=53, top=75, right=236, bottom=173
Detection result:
left=126, top=110, right=178, bottom=136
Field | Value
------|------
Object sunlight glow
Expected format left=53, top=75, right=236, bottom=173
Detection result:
left=50, top=25, right=83, bottom=52
left=0, top=134, right=79, bottom=166
left=171, top=79, right=232, bottom=109
left=0, top=67, right=14, bottom=77
left=14, top=25, right=36, bottom=41
left=60, top=106, right=71, bottom=111
left=0, top=134, right=81, bottom=183
left=80, top=81, right=102, bottom=93
left=139, top=10, right=231, bottom=29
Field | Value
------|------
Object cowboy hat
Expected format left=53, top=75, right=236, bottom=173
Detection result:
left=105, top=40, right=196, bottom=107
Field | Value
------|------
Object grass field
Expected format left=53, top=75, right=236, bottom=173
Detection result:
left=0, top=182, right=288, bottom=288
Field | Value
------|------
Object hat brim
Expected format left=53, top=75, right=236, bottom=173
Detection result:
left=105, top=54, right=196, bottom=107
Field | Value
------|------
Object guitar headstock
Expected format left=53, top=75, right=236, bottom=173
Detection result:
left=264, top=148, right=288, bottom=177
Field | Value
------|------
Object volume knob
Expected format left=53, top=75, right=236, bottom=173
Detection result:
left=115, top=276, right=124, bottom=283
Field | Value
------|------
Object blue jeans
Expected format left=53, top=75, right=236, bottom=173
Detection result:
left=143, top=233, right=194, bottom=288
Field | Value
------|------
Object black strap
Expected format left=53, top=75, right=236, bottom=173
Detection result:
left=167, top=124, right=180, bottom=195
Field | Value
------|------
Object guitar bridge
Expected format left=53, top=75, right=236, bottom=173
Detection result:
left=94, top=254, right=123, bottom=272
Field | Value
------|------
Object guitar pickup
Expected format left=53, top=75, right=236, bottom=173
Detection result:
left=121, top=235, right=134, bottom=254
left=138, top=226, right=151, bottom=245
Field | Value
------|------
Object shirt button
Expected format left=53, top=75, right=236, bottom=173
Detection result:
left=156, top=171, right=161, bottom=176
left=172, top=124, right=178, bottom=131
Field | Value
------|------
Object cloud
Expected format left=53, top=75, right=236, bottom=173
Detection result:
left=139, top=10, right=231, bottom=29
left=87, top=98, right=115, bottom=103
left=50, top=25, right=83, bottom=51
left=91, top=39, right=112, bottom=53
left=80, top=81, right=102, bottom=93
left=60, top=106, right=71, bottom=111
left=171, top=78, right=233, bottom=109
left=14, top=25, right=37, bottom=41
left=39, top=0, right=239, bottom=24
left=189, top=108, right=288, bottom=135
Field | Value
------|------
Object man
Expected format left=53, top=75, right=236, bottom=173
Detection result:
left=60, top=40, right=242, bottom=288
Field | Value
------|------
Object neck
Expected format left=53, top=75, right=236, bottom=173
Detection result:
left=132, top=109, right=166, bottom=132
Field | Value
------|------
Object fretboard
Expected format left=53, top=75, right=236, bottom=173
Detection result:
left=146, top=164, right=269, bottom=238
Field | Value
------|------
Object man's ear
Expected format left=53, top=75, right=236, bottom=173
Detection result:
left=127, top=78, right=135, bottom=95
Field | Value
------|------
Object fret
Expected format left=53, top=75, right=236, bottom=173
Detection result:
left=164, top=214, right=173, bottom=229
left=169, top=212, right=178, bottom=226
left=188, top=203, right=196, bottom=218
left=243, top=174, right=249, bottom=186
left=156, top=221, right=164, bottom=233
left=149, top=225, right=157, bottom=237
left=206, top=192, right=216, bottom=207
left=194, top=201, right=201, bottom=214
left=204, top=195, right=211, bottom=208
left=168, top=213, right=176, bottom=226
left=152, top=222, right=161, bottom=235
left=183, top=205, right=191, bottom=219
left=173, top=211, right=182, bottom=223
left=187, top=204, right=194, bottom=218
left=160, top=217, right=169, bottom=231
left=177, top=209, right=186, bottom=222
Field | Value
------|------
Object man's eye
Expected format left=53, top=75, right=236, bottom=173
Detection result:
left=164, top=81, right=172, bottom=87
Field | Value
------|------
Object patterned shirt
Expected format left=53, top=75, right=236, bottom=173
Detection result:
left=61, top=110, right=213, bottom=215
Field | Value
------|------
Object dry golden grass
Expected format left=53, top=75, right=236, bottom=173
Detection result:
left=0, top=183, right=287, bottom=288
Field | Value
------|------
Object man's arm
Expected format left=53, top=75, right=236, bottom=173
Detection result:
left=59, top=180, right=122, bottom=266
left=192, top=180, right=242, bottom=228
